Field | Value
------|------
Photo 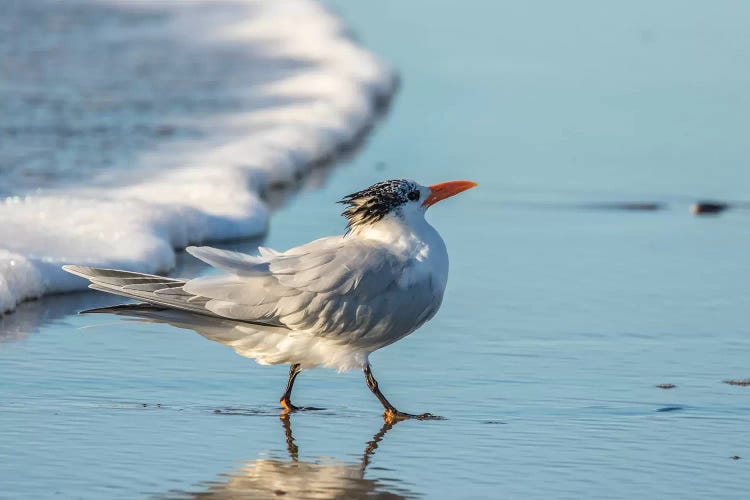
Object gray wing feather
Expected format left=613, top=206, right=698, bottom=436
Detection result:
left=182, top=239, right=440, bottom=346
left=185, top=246, right=268, bottom=276
left=62, top=265, right=278, bottom=325
left=65, top=236, right=440, bottom=348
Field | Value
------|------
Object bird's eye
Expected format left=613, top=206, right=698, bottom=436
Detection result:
left=407, top=190, right=420, bottom=201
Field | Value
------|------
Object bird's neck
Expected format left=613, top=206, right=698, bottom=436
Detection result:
left=355, top=211, right=444, bottom=258
left=357, top=211, right=449, bottom=292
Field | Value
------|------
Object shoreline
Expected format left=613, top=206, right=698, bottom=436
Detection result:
left=0, top=0, right=397, bottom=315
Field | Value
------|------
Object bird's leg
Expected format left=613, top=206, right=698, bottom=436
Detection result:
left=280, top=363, right=302, bottom=412
left=363, top=363, right=444, bottom=423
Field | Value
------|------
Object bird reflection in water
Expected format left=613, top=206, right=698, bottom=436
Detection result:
left=168, top=414, right=413, bottom=499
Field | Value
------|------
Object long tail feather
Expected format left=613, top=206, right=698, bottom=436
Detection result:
left=63, top=265, right=217, bottom=317
left=63, top=265, right=286, bottom=330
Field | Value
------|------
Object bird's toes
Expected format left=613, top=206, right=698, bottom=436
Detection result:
left=384, top=409, right=445, bottom=423
left=297, top=406, right=325, bottom=412
left=280, top=401, right=326, bottom=414
left=415, top=412, right=446, bottom=421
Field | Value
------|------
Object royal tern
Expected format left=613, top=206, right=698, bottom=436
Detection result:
left=63, top=179, right=477, bottom=422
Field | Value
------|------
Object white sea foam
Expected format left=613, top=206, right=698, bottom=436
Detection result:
left=0, top=0, right=395, bottom=314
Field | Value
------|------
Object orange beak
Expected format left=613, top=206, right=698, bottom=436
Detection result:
left=423, top=180, right=478, bottom=207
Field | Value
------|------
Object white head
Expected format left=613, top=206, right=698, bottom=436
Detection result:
left=339, top=179, right=477, bottom=234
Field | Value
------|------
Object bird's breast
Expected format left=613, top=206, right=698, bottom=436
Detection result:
left=397, top=228, right=449, bottom=295
left=336, top=213, right=449, bottom=350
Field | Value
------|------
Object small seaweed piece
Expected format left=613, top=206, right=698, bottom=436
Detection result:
left=656, top=383, right=676, bottom=389
left=724, top=379, right=750, bottom=386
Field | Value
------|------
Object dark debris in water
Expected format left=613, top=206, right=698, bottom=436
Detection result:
left=211, top=407, right=272, bottom=417
left=656, top=383, right=676, bottom=389
left=656, top=406, right=684, bottom=413
left=583, top=202, right=664, bottom=211
left=731, top=456, right=741, bottom=460
left=723, top=379, right=750, bottom=387
left=691, top=201, right=730, bottom=215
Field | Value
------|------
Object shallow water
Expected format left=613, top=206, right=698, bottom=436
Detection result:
left=2, top=0, right=750, bottom=498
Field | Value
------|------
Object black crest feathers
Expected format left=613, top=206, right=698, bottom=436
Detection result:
left=338, top=179, right=420, bottom=233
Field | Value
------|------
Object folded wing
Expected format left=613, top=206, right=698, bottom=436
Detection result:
left=64, top=237, right=441, bottom=349
left=185, top=237, right=440, bottom=346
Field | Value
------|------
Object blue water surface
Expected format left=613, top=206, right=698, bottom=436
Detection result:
left=2, top=0, right=750, bottom=498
